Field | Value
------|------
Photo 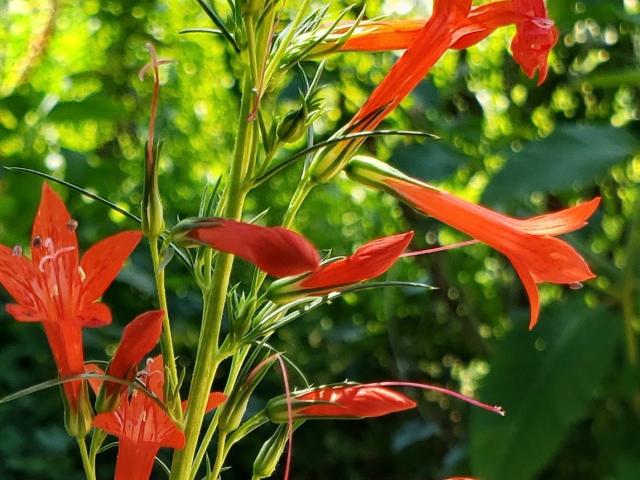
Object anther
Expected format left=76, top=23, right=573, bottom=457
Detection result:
left=66, top=219, right=78, bottom=231
left=569, top=282, right=584, bottom=290
left=32, top=236, right=42, bottom=248
left=12, top=245, right=23, bottom=257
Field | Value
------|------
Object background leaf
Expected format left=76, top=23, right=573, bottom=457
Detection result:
left=483, top=124, right=639, bottom=203
left=469, top=299, right=620, bottom=480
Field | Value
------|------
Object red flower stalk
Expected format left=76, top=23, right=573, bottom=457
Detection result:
left=0, top=184, right=141, bottom=412
left=176, top=217, right=320, bottom=277
left=93, top=356, right=225, bottom=480
left=96, top=310, right=164, bottom=412
left=347, top=156, right=599, bottom=329
left=268, top=231, right=413, bottom=302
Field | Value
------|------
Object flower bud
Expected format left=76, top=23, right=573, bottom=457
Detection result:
left=63, top=383, right=94, bottom=438
left=307, top=132, right=363, bottom=184
left=142, top=143, right=165, bottom=238
left=276, top=106, right=307, bottom=144
left=252, top=425, right=289, bottom=479
left=345, top=154, right=414, bottom=190
left=219, top=355, right=279, bottom=433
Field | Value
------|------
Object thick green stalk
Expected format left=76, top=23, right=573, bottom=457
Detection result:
left=169, top=74, right=254, bottom=480
left=621, top=192, right=640, bottom=368
left=150, top=237, right=182, bottom=419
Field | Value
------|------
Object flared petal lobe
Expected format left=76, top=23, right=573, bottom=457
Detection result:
left=185, top=219, right=320, bottom=277
left=79, top=230, right=143, bottom=307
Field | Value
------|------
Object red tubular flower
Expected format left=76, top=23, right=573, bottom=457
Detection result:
left=347, top=156, right=599, bottom=329
left=295, top=385, right=416, bottom=418
left=96, top=310, right=164, bottom=412
left=94, top=357, right=183, bottom=480
left=0, top=183, right=141, bottom=411
left=177, top=218, right=320, bottom=277
left=93, top=356, right=225, bottom=480
left=338, top=0, right=557, bottom=85
left=93, top=356, right=226, bottom=480
left=268, top=232, right=413, bottom=301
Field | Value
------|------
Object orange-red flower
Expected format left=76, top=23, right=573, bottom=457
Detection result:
left=268, top=232, right=413, bottom=301
left=350, top=0, right=557, bottom=131
left=0, top=183, right=141, bottom=410
left=176, top=218, right=320, bottom=278
left=96, top=310, right=164, bottom=412
left=266, top=384, right=416, bottom=422
left=93, top=356, right=226, bottom=480
left=347, top=156, right=599, bottom=329
left=337, top=0, right=557, bottom=85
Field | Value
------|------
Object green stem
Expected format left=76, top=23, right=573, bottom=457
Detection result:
left=208, top=432, right=228, bottom=480
left=169, top=73, right=254, bottom=480
left=621, top=191, right=640, bottom=368
left=191, top=346, right=250, bottom=479
left=88, top=429, right=107, bottom=471
left=77, top=437, right=96, bottom=480
left=150, top=237, right=182, bottom=419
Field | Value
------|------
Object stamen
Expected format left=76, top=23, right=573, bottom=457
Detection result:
left=569, top=282, right=583, bottom=290
left=32, top=236, right=42, bottom=248
left=38, top=246, right=76, bottom=272
left=66, top=219, right=78, bottom=231
left=12, top=245, right=23, bottom=257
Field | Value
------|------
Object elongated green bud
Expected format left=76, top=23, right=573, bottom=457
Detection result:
left=219, top=355, right=279, bottom=433
left=345, top=155, right=414, bottom=190
left=142, top=143, right=165, bottom=238
left=307, top=133, right=363, bottom=184
left=252, top=425, right=289, bottom=479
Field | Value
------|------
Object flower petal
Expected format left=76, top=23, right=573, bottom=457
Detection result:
left=513, top=197, right=601, bottom=235
left=187, top=219, right=320, bottom=278
left=0, top=245, right=40, bottom=308
left=300, top=232, right=414, bottom=289
left=106, top=310, right=164, bottom=396
left=510, top=256, right=541, bottom=330
left=79, top=230, right=142, bottom=304
left=31, top=183, right=79, bottom=269
left=6, top=304, right=42, bottom=322
left=77, top=302, right=112, bottom=328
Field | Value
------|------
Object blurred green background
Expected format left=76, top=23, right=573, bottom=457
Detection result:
left=1, top=0, right=639, bottom=479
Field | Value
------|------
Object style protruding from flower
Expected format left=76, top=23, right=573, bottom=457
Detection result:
left=268, top=231, right=413, bottom=302
left=96, top=310, right=164, bottom=413
left=93, top=356, right=226, bottom=480
left=0, top=183, right=142, bottom=432
left=308, top=0, right=559, bottom=183
left=347, top=156, right=599, bottom=329
left=174, top=217, right=320, bottom=277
